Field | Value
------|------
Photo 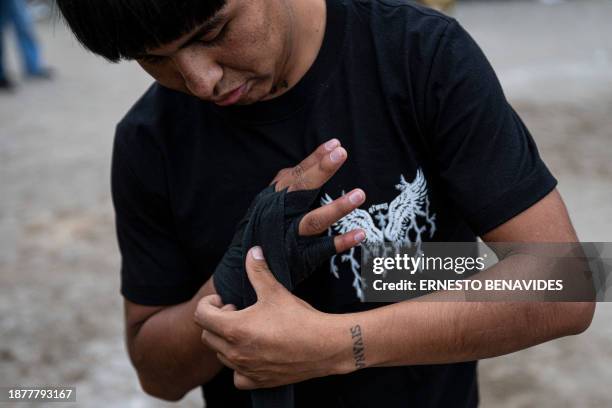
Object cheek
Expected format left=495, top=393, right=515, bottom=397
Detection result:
left=221, top=38, right=263, bottom=73
left=222, top=14, right=280, bottom=73
left=138, top=62, right=189, bottom=93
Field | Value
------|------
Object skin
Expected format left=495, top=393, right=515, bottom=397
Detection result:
left=119, top=0, right=595, bottom=400
left=136, top=0, right=326, bottom=105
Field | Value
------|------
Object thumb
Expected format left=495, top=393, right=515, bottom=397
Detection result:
left=245, top=246, right=286, bottom=300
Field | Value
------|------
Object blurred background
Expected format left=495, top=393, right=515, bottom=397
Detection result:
left=0, top=0, right=610, bottom=407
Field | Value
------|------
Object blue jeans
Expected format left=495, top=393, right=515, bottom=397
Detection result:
left=0, top=0, right=43, bottom=80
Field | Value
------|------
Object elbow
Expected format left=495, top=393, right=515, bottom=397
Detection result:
left=137, top=373, right=188, bottom=402
left=127, top=343, right=189, bottom=400
left=567, top=301, right=596, bottom=335
left=128, top=351, right=189, bottom=401
left=553, top=302, right=596, bottom=336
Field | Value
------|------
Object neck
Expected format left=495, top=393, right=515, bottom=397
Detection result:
left=267, top=0, right=327, bottom=99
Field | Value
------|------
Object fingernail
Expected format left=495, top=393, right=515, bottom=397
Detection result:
left=251, top=246, right=264, bottom=260
left=349, top=190, right=364, bottom=204
left=355, top=231, right=366, bottom=243
left=325, top=139, right=340, bottom=151
left=330, top=147, right=344, bottom=163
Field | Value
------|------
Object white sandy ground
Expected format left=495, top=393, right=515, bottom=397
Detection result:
left=0, top=1, right=610, bottom=407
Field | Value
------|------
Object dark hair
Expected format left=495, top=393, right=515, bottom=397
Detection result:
left=56, top=0, right=226, bottom=62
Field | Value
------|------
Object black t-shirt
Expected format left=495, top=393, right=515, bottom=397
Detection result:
left=111, top=0, right=557, bottom=406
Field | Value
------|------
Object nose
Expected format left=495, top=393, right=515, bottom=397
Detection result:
left=171, top=48, right=223, bottom=100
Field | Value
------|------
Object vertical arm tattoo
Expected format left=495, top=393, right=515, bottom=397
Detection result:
left=350, top=324, right=366, bottom=369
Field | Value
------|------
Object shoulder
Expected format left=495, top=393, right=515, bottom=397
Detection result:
left=113, top=83, right=206, bottom=176
left=345, top=0, right=461, bottom=67
left=112, top=84, right=193, bottom=198
left=349, top=0, right=452, bottom=33
left=115, top=83, right=193, bottom=148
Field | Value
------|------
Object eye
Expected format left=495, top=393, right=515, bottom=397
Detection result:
left=199, top=23, right=229, bottom=47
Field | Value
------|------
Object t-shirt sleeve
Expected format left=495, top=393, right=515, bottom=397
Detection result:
left=111, top=121, right=200, bottom=306
left=424, top=19, right=557, bottom=236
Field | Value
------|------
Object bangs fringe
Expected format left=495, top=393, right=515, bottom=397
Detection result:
left=56, top=0, right=226, bottom=62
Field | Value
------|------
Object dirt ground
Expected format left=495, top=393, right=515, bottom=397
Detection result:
left=1, top=1, right=610, bottom=407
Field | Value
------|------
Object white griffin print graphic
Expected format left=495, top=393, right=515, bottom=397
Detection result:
left=321, top=169, right=437, bottom=300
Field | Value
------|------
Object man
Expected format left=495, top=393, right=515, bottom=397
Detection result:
left=56, top=0, right=594, bottom=407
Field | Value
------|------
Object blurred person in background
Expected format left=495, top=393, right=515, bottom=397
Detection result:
left=418, top=0, right=454, bottom=12
left=0, top=0, right=53, bottom=91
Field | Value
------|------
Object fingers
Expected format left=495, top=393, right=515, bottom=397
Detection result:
left=194, top=295, right=237, bottom=336
left=201, top=329, right=233, bottom=356
left=234, top=371, right=258, bottom=390
left=204, top=294, right=224, bottom=308
left=333, top=229, right=367, bottom=253
left=299, top=188, right=366, bottom=236
left=297, top=138, right=340, bottom=170
left=244, top=247, right=286, bottom=299
left=216, top=352, right=240, bottom=371
left=287, top=146, right=347, bottom=192
left=272, top=139, right=346, bottom=192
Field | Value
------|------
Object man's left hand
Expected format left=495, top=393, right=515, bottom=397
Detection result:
left=194, top=246, right=351, bottom=390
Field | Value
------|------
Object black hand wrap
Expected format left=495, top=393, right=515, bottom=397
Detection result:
left=214, top=184, right=336, bottom=309
left=212, top=184, right=337, bottom=408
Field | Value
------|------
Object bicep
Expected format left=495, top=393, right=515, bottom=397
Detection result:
left=481, top=188, right=578, bottom=243
left=481, top=189, right=595, bottom=333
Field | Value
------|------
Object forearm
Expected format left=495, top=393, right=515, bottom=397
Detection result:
left=331, top=255, right=594, bottom=373
left=336, top=300, right=586, bottom=371
left=127, top=280, right=223, bottom=400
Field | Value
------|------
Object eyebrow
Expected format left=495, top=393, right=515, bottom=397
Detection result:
left=136, top=12, right=226, bottom=59
left=178, top=13, right=226, bottom=49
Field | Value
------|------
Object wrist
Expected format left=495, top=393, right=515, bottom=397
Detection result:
left=319, top=312, right=366, bottom=376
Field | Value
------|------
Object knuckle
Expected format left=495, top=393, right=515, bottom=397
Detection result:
left=234, top=353, right=251, bottom=367
left=227, top=349, right=243, bottom=364
left=267, top=283, right=282, bottom=297
left=193, top=305, right=206, bottom=323
left=252, top=259, right=272, bottom=274
left=223, top=326, right=241, bottom=344
left=200, top=330, right=210, bottom=345
left=249, top=261, right=266, bottom=275
left=291, top=164, right=307, bottom=187
left=231, top=323, right=250, bottom=343
left=249, top=373, right=264, bottom=385
left=306, top=215, right=324, bottom=233
left=276, top=168, right=291, bottom=179
left=291, top=164, right=305, bottom=178
left=319, top=155, right=335, bottom=172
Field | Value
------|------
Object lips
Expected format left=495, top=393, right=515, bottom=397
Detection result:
left=215, top=83, right=248, bottom=106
